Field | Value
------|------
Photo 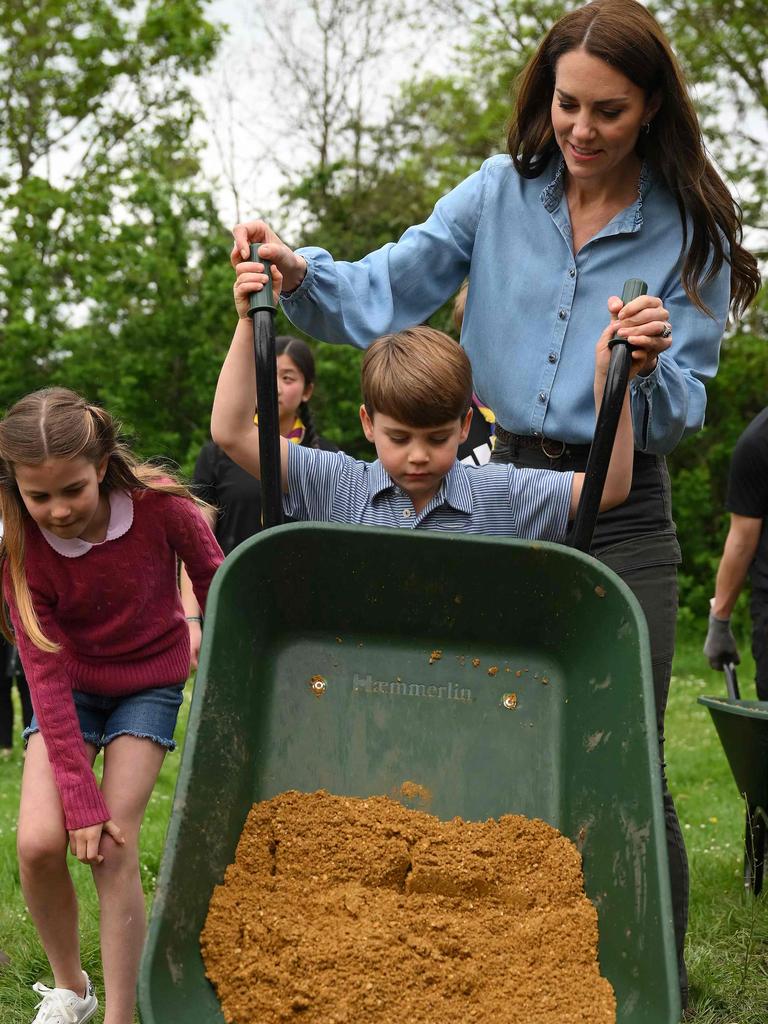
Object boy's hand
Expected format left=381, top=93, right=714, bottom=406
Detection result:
left=231, top=220, right=307, bottom=295
left=233, top=261, right=284, bottom=319
left=607, top=293, right=671, bottom=377
left=594, top=318, right=643, bottom=383
left=68, top=819, right=125, bottom=865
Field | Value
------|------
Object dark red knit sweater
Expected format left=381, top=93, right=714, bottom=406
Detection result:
left=4, top=488, right=223, bottom=830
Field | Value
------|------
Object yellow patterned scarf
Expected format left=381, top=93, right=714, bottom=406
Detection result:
left=254, top=414, right=305, bottom=445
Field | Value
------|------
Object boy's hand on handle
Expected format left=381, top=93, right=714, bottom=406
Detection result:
left=68, top=819, right=125, bottom=865
left=594, top=315, right=640, bottom=383
left=607, top=293, right=670, bottom=377
left=233, top=261, right=283, bottom=320
left=231, top=220, right=307, bottom=295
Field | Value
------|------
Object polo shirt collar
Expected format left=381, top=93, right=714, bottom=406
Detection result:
left=367, top=459, right=473, bottom=515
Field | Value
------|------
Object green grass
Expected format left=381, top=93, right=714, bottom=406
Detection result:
left=0, top=642, right=766, bottom=1023
left=665, top=643, right=768, bottom=1021
left=0, top=684, right=190, bottom=1024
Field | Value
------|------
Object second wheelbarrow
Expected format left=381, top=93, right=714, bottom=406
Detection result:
left=699, top=663, right=768, bottom=893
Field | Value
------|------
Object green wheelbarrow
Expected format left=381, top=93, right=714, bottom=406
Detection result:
left=699, top=664, right=768, bottom=894
left=138, top=279, right=680, bottom=1022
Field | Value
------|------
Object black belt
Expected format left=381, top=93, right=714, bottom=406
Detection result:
left=494, top=425, right=592, bottom=460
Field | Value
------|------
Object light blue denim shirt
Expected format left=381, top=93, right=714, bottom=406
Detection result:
left=282, top=154, right=730, bottom=455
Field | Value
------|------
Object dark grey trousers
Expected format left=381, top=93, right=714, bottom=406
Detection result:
left=493, top=438, right=689, bottom=1005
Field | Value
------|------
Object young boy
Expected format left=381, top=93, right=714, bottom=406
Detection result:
left=211, top=266, right=636, bottom=540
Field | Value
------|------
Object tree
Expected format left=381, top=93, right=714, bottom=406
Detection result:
left=0, top=0, right=234, bottom=468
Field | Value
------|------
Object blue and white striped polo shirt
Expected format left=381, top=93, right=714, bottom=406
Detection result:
left=284, top=444, right=573, bottom=540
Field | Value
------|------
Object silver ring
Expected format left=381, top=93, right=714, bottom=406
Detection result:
left=660, top=324, right=672, bottom=339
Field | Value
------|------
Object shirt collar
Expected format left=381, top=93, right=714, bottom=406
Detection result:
left=539, top=154, right=652, bottom=230
left=40, top=489, right=134, bottom=558
left=367, top=459, right=473, bottom=515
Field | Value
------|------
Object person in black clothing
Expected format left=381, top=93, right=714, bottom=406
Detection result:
left=1, top=514, right=33, bottom=757
left=0, top=637, right=33, bottom=757
left=704, top=407, right=768, bottom=699
left=452, top=283, right=496, bottom=467
left=182, top=335, right=337, bottom=666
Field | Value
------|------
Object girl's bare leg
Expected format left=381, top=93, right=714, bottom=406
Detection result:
left=91, top=736, right=166, bottom=1024
left=17, top=734, right=99, bottom=994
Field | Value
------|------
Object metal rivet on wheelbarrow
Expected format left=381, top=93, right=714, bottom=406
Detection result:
left=309, top=675, right=327, bottom=696
left=502, top=693, right=518, bottom=710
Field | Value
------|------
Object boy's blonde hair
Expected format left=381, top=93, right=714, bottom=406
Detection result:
left=361, top=326, right=472, bottom=427
left=0, top=387, right=206, bottom=653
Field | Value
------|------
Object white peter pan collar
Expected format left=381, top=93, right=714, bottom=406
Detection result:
left=40, top=490, right=134, bottom=558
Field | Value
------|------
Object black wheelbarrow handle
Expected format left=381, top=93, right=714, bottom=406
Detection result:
left=569, top=278, right=648, bottom=553
left=247, top=243, right=283, bottom=529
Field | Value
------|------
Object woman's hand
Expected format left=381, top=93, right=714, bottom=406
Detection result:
left=231, top=220, right=307, bottom=295
left=233, top=261, right=284, bottom=319
left=68, top=819, right=125, bottom=865
left=608, top=293, right=671, bottom=376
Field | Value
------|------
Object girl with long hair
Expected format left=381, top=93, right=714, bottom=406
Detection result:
left=0, top=387, right=222, bottom=1024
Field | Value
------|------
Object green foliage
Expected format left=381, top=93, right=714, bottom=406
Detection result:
left=0, top=0, right=231, bottom=473
left=650, top=0, right=768, bottom=256
left=670, top=328, right=768, bottom=639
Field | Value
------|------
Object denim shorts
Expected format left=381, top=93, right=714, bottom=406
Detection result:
left=24, top=683, right=185, bottom=751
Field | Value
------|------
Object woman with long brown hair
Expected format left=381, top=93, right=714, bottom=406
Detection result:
left=228, top=0, right=760, bottom=1007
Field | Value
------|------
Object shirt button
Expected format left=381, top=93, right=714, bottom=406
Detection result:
left=548, top=352, right=558, bottom=363
left=558, top=309, right=568, bottom=320
left=402, top=508, right=413, bottom=518
left=538, top=391, right=547, bottom=403
left=569, top=267, right=576, bottom=278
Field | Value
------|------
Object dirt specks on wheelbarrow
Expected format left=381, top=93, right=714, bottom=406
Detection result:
left=201, top=790, right=616, bottom=1024
left=397, top=780, right=432, bottom=807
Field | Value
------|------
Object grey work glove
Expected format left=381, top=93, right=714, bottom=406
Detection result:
left=703, top=612, right=740, bottom=669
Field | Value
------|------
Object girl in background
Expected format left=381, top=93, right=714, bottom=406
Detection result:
left=0, top=387, right=222, bottom=1024
left=182, top=335, right=337, bottom=667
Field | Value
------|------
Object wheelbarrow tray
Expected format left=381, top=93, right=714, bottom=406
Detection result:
left=139, top=523, right=679, bottom=1023
left=697, top=698, right=768, bottom=810
left=698, top=695, right=768, bottom=891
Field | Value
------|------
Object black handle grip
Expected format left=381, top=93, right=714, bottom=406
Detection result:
left=247, top=243, right=276, bottom=314
left=247, top=242, right=282, bottom=528
left=569, top=279, right=648, bottom=553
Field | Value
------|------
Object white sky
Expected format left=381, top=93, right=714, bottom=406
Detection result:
left=198, top=1, right=765, bottom=258
left=197, top=0, right=456, bottom=230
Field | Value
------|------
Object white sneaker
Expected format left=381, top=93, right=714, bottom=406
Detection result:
left=31, top=972, right=98, bottom=1024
